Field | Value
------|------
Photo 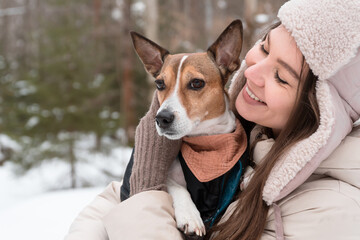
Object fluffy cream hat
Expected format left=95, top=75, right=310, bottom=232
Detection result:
left=261, top=0, right=360, bottom=204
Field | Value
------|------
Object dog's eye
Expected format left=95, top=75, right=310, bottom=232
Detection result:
left=189, top=79, right=205, bottom=90
left=155, top=79, right=166, bottom=91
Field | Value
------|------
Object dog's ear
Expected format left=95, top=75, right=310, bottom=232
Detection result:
left=207, top=20, right=243, bottom=83
left=130, top=31, right=169, bottom=77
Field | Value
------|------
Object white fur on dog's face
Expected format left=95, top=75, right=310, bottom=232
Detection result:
left=156, top=56, right=193, bottom=139
left=156, top=55, right=236, bottom=139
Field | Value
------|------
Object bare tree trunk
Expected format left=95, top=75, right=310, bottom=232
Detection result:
left=36, top=0, right=44, bottom=82
left=93, top=0, right=101, bottom=26
left=69, top=138, right=76, bottom=188
left=19, top=0, right=31, bottom=70
left=0, top=0, right=9, bottom=57
left=183, top=0, right=191, bottom=43
left=95, top=133, right=102, bottom=151
left=204, top=0, right=213, bottom=46
left=244, top=0, right=258, bottom=54
left=145, top=0, right=159, bottom=48
left=120, top=0, right=136, bottom=145
left=145, top=0, right=158, bottom=98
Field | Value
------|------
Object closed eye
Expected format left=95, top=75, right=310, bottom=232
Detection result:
left=260, top=43, right=269, bottom=55
left=274, top=71, right=288, bottom=85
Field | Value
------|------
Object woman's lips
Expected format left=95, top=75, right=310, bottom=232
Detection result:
left=242, top=84, right=266, bottom=105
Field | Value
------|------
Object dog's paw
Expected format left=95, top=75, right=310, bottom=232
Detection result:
left=174, top=201, right=206, bottom=237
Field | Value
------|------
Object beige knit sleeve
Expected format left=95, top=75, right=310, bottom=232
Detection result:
left=130, top=91, right=182, bottom=196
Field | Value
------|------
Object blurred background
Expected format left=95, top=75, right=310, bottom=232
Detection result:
left=0, top=0, right=287, bottom=239
left=0, top=0, right=287, bottom=189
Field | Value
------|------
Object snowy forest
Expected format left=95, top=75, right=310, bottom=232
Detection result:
left=0, top=0, right=287, bottom=188
left=0, top=0, right=288, bottom=239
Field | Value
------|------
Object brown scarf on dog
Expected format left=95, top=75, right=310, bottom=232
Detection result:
left=181, top=119, right=247, bottom=182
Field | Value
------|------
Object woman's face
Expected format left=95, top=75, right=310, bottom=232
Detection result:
left=235, top=25, right=305, bottom=137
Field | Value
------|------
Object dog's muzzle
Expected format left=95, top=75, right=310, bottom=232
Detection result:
left=155, top=109, right=175, bottom=129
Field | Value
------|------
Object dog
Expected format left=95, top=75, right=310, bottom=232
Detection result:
left=131, top=19, right=243, bottom=237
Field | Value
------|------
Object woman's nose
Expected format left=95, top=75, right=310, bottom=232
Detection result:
left=244, top=63, right=266, bottom=88
left=244, top=47, right=266, bottom=87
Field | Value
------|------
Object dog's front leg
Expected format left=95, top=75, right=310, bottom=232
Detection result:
left=167, top=159, right=206, bottom=237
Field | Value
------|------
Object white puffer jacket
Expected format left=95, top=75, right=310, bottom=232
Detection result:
left=64, top=125, right=360, bottom=240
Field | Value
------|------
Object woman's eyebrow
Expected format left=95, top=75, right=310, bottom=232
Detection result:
left=278, top=59, right=300, bottom=80
left=268, top=30, right=301, bottom=81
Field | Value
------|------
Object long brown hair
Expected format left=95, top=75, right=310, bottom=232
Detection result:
left=210, top=24, right=320, bottom=240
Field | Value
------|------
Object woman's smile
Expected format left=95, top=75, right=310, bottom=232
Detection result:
left=244, top=84, right=265, bottom=104
left=242, top=83, right=266, bottom=106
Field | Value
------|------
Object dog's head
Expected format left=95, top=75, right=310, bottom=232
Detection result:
left=131, top=20, right=243, bottom=139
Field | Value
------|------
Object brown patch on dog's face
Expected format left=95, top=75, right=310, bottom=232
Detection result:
left=179, top=53, right=226, bottom=121
left=155, top=54, right=186, bottom=105
left=155, top=52, right=226, bottom=122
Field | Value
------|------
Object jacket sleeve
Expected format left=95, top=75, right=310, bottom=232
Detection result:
left=103, top=191, right=184, bottom=240
left=262, top=179, right=360, bottom=240
left=64, top=181, right=122, bottom=240
left=65, top=182, right=183, bottom=240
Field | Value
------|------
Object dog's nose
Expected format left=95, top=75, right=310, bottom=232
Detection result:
left=155, top=110, right=174, bottom=129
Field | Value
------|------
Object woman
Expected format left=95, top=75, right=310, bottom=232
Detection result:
left=65, top=0, right=360, bottom=239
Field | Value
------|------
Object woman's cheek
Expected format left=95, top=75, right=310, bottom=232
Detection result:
left=235, top=88, right=245, bottom=115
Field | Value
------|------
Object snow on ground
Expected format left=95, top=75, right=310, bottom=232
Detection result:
left=0, top=133, right=132, bottom=240
left=0, top=187, right=103, bottom=240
